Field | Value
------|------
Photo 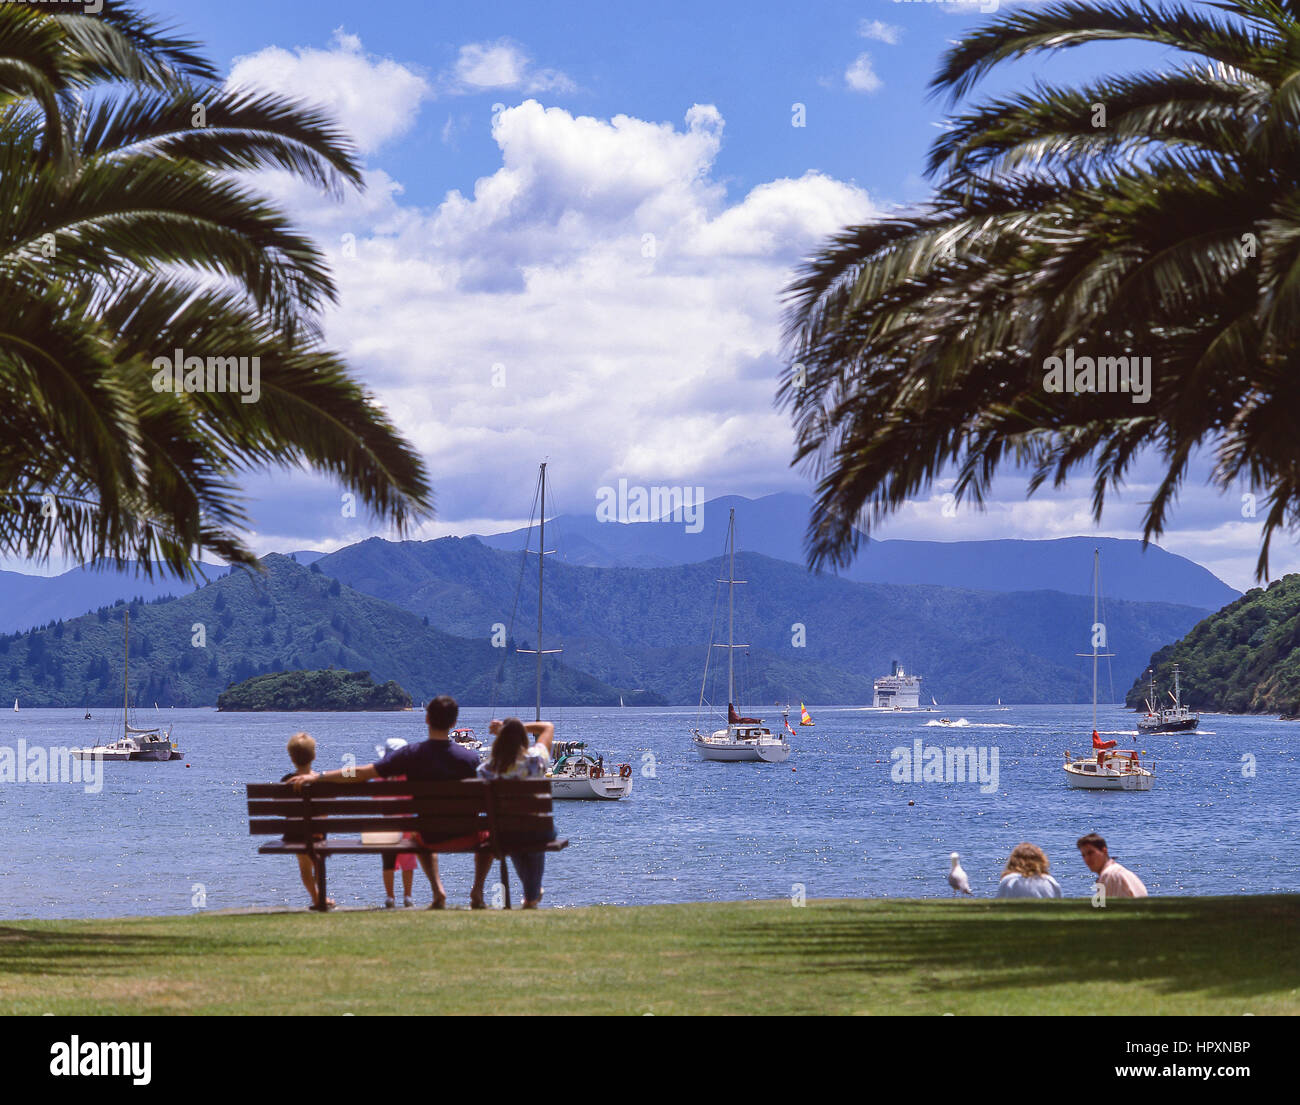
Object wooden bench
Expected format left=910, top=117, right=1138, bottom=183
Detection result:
left=246, top=778, right=568, bottom=909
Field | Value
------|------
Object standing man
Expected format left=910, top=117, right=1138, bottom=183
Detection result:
left=293, top=696, right=482, bottom=908
left=1077, top=833, right=1148, bottom=898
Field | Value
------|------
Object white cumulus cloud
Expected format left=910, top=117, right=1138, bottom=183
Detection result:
left=444, top=39, right=575, bottom=95
left=845, top=53, right=882, bottom=94
left=858, top=20, right=902, bottom=45
left=228, top=28, right=432, bottom=154
left=230, top=89, right=878, bottom=539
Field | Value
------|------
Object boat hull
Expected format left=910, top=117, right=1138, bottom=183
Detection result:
left=70, top=748, right=133, bottom=762
left=1063, top=762, right=1154, bottom=791
left=551, top=773, right=632, bottom=800
left=693, top=737, right=791, bottom=763
left=130, top=746, right=175, bottom=762
left=1137, top=717, right=1198, bottom=734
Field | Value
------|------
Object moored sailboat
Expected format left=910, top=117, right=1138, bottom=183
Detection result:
left=549, top=740, right=632, bottom=799
left=514, top=463, right=630, bottom=799
left=689, top=509, right=790, bottom=763
left=70, top=611, right=180, bottom=763
left=1063, top=550, right=1153, bottom=791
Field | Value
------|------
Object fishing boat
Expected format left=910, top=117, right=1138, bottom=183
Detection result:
left=689, top=509, right=791, bottom=763
left=799, top=701, right=815, bottom=726
left=514, top=463, right=630, bottom=798
left=549, top=740, right=632, bottom=800
left=1137, top=665, right=1199, bottom=733
left=1063, top=550, right=1153, bottom=791
left=70, top=611, right=181, bottom=763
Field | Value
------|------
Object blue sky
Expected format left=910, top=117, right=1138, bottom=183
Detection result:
left=26, top=1, right=1282, bottom=590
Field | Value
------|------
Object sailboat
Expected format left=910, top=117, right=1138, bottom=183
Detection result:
left=1063, top=550, right=1153, bottom=791
left=517, top=464, right=631, bottom=800
left=799, top=702, right=815, bottom=726
left=71, top=610, right=181, bottom=763
left=690, top=509, right=791, bottom=763
left=995, top=697, right=1010, bottom=712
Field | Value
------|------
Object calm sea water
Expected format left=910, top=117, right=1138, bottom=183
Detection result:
left=0, top=703, right=1295, bottom=917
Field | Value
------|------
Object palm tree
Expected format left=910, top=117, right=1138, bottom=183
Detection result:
left=1, top=3, right=432, bottom=578
left=783, top=0, right=1300, bottom=580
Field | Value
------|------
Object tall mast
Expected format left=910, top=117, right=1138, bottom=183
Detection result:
left=1092, top=548, right=1098, bottom=731
left=536, top=463, right=545, bottom=722
left=124, top=607, right=129, bottom=734
left=727, top=509, right=735, bottom=710
left=1077, top=548, right=1113, bottom=734
left=516, top=463, right=560, bottom=723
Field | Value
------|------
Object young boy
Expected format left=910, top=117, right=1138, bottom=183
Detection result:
left=282, top=732, right=333, bottom=910
left=375, top=737, right=417, bottom=908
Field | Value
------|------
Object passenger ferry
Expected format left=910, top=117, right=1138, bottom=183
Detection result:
left=874, top=662, right=922, bottom=708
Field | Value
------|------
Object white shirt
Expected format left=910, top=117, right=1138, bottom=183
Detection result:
left=997, top=873, right=1063, bottom=899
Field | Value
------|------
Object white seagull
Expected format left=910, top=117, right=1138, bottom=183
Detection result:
left=948, top=852, right=973, bottom=896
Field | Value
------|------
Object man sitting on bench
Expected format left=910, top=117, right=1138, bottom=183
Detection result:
left=292, top=695, right=484, bottom=909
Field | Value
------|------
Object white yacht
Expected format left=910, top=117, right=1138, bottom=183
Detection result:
left=1062, top=550, right=1153, bottom=791
left=549, top=741, right=632, bottom=800
left=71, top=611, right=180, bottom=763
left=689, top=509, right=791, bottom=763
left=514, top=462, right=630, bottom=798
left=1063, top=747, right=1154, bottom=790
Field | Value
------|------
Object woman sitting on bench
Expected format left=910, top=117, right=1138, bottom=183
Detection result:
left=477, top=718, right=556, bottom=908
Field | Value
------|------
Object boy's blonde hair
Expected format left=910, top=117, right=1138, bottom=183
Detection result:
left=287, top=732, right=316, bottom=768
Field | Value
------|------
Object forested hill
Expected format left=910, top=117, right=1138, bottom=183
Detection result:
left=0, top=555, right=646, bottom=709
left=216, top=669, right=413, bottom=711
left=1125, top=575, right=1300, bottom=715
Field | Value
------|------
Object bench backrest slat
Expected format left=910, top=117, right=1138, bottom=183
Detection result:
left=249, top=813, right=550, bottom=836
left=247, top=796, right=551, bottom=817
left=244, top=779, right=556, bottom=844
left=246, top=779, right=550, bottom=799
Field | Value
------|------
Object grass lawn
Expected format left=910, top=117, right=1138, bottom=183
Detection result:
left=1, top=896, right=1296, bottom=1015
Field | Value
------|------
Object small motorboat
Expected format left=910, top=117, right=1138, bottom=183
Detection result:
left=450, top=727, right=484, bottom=752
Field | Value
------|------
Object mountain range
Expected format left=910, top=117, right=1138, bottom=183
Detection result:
left=0, top=493, right=1242, bottom=708
left=474, top=493, right=1241, bottom=609
left=0, top=495, right=1237, bottom=640
left=310, top=535, right=1208, bottom=706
